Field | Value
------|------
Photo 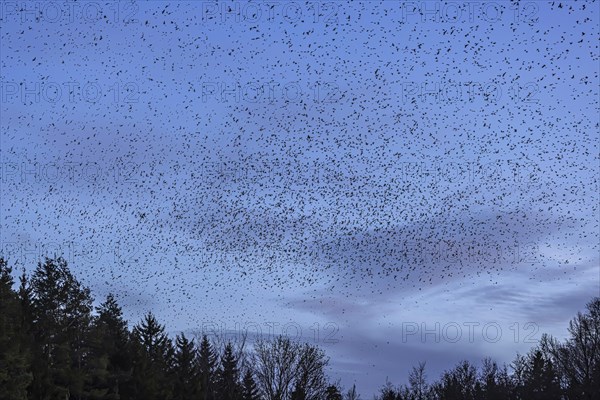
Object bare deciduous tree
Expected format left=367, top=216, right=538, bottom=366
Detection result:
left=253, top=336, right=329, bottom=400
left=408, top=361, right=428, bottom=400
left=541, top=297, right=600, bottom=399
left=344, top=383, right=361, bottom=400
left=294, top=342, right=329, bottom=399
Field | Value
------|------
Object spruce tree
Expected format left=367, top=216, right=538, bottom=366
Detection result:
left=217, top=342, right=242, bottom=400
left=241, top=369, right=260, bottom=400
left=87, top=294, right=133, bottom=399
left=173, top=333, right=199, bottom=400
left=520, top=349, right=562, bottom=400
left=197, top=335, right=217, bottom=400
left=0, top=258, right=32, bottom=400
left=131, top=312, right=174, bottom=400
left=29, top=257, right=94, bottom=400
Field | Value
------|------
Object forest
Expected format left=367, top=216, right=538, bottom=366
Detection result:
left=0, top=257, right=598, bottom=400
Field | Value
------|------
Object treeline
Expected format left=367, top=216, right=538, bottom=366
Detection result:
left=0, top=257, right=340, bottom=400
left=369, top=296, right=600, bottom=400
left=0, top=257, right=598, bottom=400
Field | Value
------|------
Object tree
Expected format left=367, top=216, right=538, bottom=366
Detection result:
left=290, top=380, right=307, bottom=400
left=29, top=257, right=94, bottom=400
left=0, top=258, right=32, bottom=400
left=131, top=312, right=174, bottom=400
left=344, top=384, right=361, bottom=400
left=476, top=358, right=512, bottom=400
left=241, top=369, right=261, bottom=400
left=542, top=297, right=600, bottom=399
left=325, top=384, right=343, bottom=400
left=172, top=333, right=199, bottom=400
left=377, top=380, right=400, bottom=400
left=294, top=342, right=329, bottom=400
left=407, top=362, right=428, bottom=400
left=254, top=336, right=299, bottom=400
left=253, top=336, right=329, bottom=400
left=217, top=342, right=242, bottom=400
left=85, top=293, right=134, bottom=400
left=513, top=348, right=561, bottom=400
left=197, top=334, right=218, bottom=400
left=430, top=360, right=477, bottom=400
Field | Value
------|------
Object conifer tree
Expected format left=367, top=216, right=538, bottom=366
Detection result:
left=29, top=257, right=93, bottom=400
left=197, top=335, right=218, bottom=400
left=217, top=342, right=242, bottom=400
left=87, top=294, right=133, bottom=399
left=0, top=258, right=32, bottom=400
left=242, top=369, right=260, bottom=400
left=519, top=349, right=562, bottom=400
left=131, top=312, right=174, bottom=400
left=172, top=333, right=199, bottom=400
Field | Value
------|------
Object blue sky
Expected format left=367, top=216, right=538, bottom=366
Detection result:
left=1, top=1, right=599, bottom=396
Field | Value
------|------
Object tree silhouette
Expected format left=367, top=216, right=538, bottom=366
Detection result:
left=541, top=297, right=600, bottom=399
left=408, top=361, right=428, bottom=399
left=253, top=336, right=329, bottom=400
left=430, top=360, right=478, bottom=400
left=325, top=383, right=343, bottom=400
left=131, top=312, right=174, bottom=400
left=172, top=333, right=199, bottom=400
left=241, top=369, right=261, bottom=400
left=0, top=257, right=598, bottom=400
left=0, top=258, right=32, bottom=400
left=476, top=358, right=512, bottom=400
left=29, top=257, right=93, bottom=400
left=197, top=334, right=218, bottom=400
left=217, top=342, right=242, bottom=400
left=345, top=383, right=362, bottom=400
left=86, top=293, right=133, bottom=399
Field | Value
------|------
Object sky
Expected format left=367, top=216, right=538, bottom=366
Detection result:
left=1, top=0, right=599, bottom=396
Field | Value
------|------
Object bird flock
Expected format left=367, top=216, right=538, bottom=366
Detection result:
left=0, top=1, right=598, bottom=327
